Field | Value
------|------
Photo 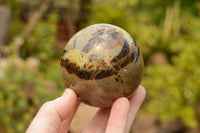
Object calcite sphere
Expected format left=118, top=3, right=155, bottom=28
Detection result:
left=61, top=24, right=143, bottom=108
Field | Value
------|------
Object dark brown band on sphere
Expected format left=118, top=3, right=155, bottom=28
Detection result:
left=135, top=47, right=140, bottom=62
left=95, top=69, right=117, bottom=79
left=61, top=58, right=98, bottom=80
left=61, top=48, right=139, bottom=80
left=62, top=49, right=67, bottom=56
left=112, top=50, right=136, bottom=71
left=111, top=39, right=130, bottom=63
left=61, top=57, right=118, bottom=80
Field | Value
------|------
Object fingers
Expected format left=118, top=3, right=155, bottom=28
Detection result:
left=105, top=97, right=130, bottom=133
left=26, top=89, right=79, bottom=133
left=58, top=98, right=81, bottom=133
left=82, top=108, right=110, bottom=133
left=83, top=85, right=146, bottom=133
left=83, top=97, right=130, bottom=133
left=58, top=116, right=73, bottom=133
left=26, top=86, right=145, bottom=133
left=125, top=85, right=146, bottom=133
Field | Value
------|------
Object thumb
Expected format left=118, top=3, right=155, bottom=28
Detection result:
left=26, top=89, right=78, bottom=133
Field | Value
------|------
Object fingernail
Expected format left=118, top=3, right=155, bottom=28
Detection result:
left=62, top=89, right=71, bottom=97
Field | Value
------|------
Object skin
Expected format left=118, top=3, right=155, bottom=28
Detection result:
left=26, top=85, right=146, bottom=133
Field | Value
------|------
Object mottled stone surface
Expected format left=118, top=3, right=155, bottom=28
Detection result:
left=61, top=24, right=143, bottom=108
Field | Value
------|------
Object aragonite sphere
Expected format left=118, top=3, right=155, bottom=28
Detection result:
left=61, top=23, right=143, bottom=108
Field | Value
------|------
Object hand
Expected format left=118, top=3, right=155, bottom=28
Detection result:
left=26, top=85, right=146, bottom=133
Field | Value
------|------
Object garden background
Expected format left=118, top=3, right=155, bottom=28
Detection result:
left=0, top=0, right=200, bottom=132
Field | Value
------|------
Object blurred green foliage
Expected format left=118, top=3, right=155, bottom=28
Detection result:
left=0, top=0, right=200, bottom=132
left=0, top=3, right=64, bottom=132
left=0, top=58, right=52, bottom=132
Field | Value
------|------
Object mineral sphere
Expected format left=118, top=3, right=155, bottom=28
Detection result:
left=61, top=23, right=143, bottom=108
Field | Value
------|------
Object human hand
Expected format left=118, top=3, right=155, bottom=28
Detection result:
left=26, top=85, right=146, bottom=133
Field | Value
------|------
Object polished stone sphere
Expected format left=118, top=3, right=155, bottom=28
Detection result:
left=61, top=23, right=143, bottom=108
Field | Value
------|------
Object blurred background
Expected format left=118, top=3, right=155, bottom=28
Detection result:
left=0, top=0, right=200, bottom=132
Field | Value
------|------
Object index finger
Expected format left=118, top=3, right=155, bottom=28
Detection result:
left=125, top=85, right=146, bottom=133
